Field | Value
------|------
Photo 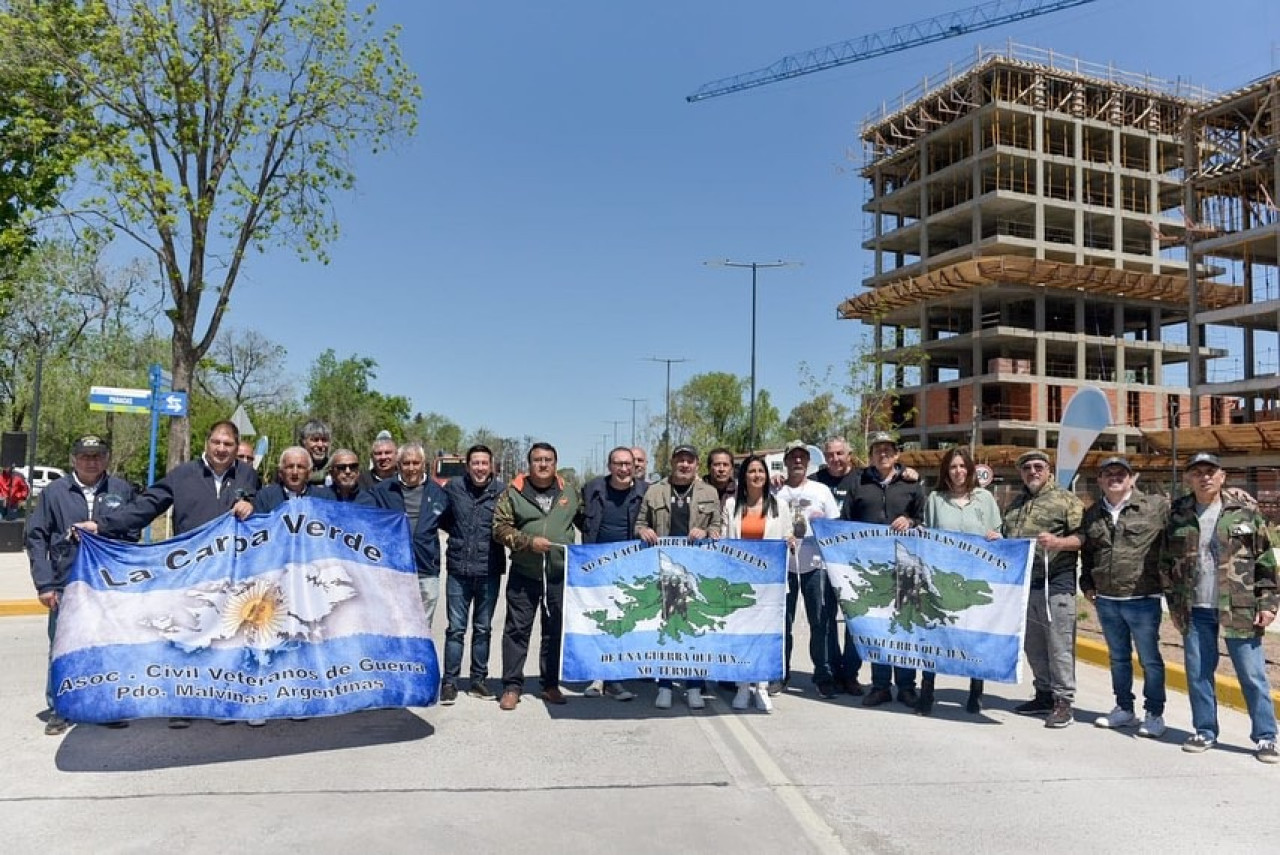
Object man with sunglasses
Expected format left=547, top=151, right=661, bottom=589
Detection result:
left=1002, top=449, right=1084, bottom=728
left=328, top=450, right=366, bottom=502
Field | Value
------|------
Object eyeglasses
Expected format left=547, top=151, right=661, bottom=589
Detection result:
left=1021, top=463, right=1048, bottom=472
left=331, top=463, right=359, bottom=473
left=609, top=460, right=633, bottom=467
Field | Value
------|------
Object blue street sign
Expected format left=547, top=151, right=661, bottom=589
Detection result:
left=89, top=386, right=152, bottom=414
left=158, top=392, right=188, bottom=416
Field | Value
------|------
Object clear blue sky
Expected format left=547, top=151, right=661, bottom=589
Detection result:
left=219, top=0, right=1278, bottom=474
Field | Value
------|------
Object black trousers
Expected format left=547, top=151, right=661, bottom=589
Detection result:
left=500, top=571, right=563, bottom=691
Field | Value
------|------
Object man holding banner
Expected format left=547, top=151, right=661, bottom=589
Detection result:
left=1002, top=449, right=1083, bottom=728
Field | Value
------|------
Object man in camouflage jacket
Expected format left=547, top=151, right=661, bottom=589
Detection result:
left=1159, top=452, right=1278, bottom=762
left=1002, top=449, right=1083, bottom=728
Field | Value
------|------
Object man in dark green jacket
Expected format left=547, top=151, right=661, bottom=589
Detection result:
left=493, top=442, right=581, bottom=710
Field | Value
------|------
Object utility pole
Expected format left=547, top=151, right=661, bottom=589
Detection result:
left=705, top=259, right=800, bottom=451
left=620, top=397, right=645, bottom=446
left=604, top=419, right=625, bottom=448
left=645, top=357, right=688, bottom=467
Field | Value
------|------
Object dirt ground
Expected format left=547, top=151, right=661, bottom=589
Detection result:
left=1075, top=597, right=1280, bottom=687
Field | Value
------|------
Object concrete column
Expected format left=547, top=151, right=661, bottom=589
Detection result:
left=1075, top=296, right=1087, bottom=380
left=1112, top=128, right=1123, bottom=267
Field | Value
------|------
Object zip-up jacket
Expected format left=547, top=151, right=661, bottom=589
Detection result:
left=25, top=474, right=139, bottom=593
left=1079, top=489, right=1168, bottom=598
left=492, top=473, right=581, bottom=582
left=1002, top=477, right=1084, bottom=594
left=362, top=478, right=448, bottom=577
left=579, top=476, right=646, bottom=544
left=1160, top=487, right=1278, bottom=638
left=440, top=475, right=506, bottom=578
left=98, top=458, right=259, bottom=537
left=253, top=482, right=335, bottom=513
left=635, top=479, right=722, bottom=540
left=841, top=465, right=924, bottom=527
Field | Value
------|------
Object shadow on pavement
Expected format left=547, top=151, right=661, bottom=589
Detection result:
left=52, top=708, right=433, bottom=772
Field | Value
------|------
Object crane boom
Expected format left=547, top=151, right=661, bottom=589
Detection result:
left=687, top=0, right=1100, bottom=103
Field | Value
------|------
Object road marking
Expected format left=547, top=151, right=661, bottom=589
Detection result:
left=697, top=712, right=847, bottom=854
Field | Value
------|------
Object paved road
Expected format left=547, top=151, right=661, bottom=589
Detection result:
left=1, top=553, right=1278, bottom=854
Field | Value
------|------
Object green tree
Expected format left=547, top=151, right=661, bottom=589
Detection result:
left=304, top=349, right=409, bottom=453
left=784, top=392, right=853, bottom=446
left=406, top=411, right=463, bottom=459
left=666, top=371, right=781, bottom=456
left=6, top=0, right=420, bottom=469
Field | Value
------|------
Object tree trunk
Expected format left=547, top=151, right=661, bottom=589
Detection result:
left=166, top=329, right=196, bottom=474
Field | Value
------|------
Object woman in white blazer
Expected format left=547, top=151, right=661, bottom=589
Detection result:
left=723, top=454, right=794, bottom=712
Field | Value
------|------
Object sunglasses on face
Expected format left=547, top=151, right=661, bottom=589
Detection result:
left=331, top=463, right=359, bottom=473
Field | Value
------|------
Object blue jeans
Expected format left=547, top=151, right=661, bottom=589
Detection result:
left=443, top=574, right=501, bottom=685
left=1095, top=596, right=1165, bottom=715
left=785, top=569, right=832, bottom=683
left=1184, top=607, right=1278, bottom=743
left=824, top=577, right=861, bottom=684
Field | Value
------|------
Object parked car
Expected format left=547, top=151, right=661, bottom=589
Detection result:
left=15, top=464, right=66, bottom=498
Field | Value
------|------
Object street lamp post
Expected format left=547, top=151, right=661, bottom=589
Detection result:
left=705, top=259, right=800, bottom=451
left=604, top=419, right=625, bottom=448
left=620, top=397, right=645, bottom=446
left=645, top=356, right=688, bottom=465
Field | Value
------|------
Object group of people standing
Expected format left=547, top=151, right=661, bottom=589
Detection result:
left=23, top=420, right=1279, bottom=765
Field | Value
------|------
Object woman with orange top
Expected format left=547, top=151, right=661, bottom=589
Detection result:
left=723, top=454, right=793, bottom=712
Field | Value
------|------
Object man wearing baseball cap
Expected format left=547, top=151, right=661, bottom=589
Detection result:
left=1078, top=456, right=1170, bottom=737
left=636, top=443, right=722, bottom=709
left=24, top=435, right=138, bottom=735
left=1160, top=453, right=1279, bottom=763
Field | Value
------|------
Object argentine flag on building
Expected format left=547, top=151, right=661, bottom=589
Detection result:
left=813, top=519, right=1034, bottom=683
left=51, top=498, right=438, bottom=723
left=562, top=538, right=786, bottom=684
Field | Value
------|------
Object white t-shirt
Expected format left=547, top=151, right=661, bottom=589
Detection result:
left=773, top=479, right=840, bottom=574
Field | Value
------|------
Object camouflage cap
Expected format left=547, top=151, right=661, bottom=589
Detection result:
left=1097, top=456, right=1133, bottom=473
left=1016, top=450, right=1050, bottom=468
left=866, top=431, right=898, bottom=450
left=783, top=440, right=810, bottom=459
left=1185, top=452, right=1221, bottom=470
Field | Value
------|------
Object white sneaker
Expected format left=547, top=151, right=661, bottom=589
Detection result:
left=604, top=682, right=635, bottom=702
left=583, top=680, right=604, bottom=698
left=655, top=687, right=673, bottom=709
left=687, top=687, right=705, bottom=709
left=1137, top=713, right=1166, bottom=739
left=732, top=685, right=752, bottom=710
left=753, top=683, right=773, bottom=713
left=247, top=719, right=267, bottom=728
left=1093, top=706, right=1136, bottom=729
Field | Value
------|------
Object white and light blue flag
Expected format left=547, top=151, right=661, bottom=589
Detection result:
left=562, top=538, right=786, bottom=683
left=812, top=519, right=1034, bottom=683
left=52, top=498, right=438, bottom=723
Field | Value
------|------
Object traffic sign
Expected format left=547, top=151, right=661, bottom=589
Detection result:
left=159, top=392, right=188, bottom=416
left=89, top=386, right=151, bottom=414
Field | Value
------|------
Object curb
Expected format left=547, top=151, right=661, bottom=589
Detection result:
left=1075, top=636, right=1280, bottom=718
left=0, top=600, right=45, bottom=617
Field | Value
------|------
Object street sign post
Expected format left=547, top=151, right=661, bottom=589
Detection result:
left=88, top=386, right=152, bottom=414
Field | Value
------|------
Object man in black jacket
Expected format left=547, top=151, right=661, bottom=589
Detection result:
left=841, top=432, right=925, bottom=708
left=437, top=444, right=506, bottom=704
left=25, top=435, right=138, bottom=735
left=253, top=446, right=334, bottom=511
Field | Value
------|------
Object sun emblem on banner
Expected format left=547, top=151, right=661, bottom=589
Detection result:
left=220, top=579, right=288, bottom=648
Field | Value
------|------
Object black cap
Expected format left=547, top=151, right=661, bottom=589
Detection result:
left=671, top=444, right=697, bottom=459
left=1097, top=456, right=1133, bottom=473
left=72, top=435, right=110, bottom=455
left=1185, top=452, right=1221, bottom=470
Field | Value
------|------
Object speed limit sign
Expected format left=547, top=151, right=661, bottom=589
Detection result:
left=975, top=463, right=994, bottom=487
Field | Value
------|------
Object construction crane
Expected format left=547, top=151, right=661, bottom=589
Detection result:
left=686, top=0, right=1101, bottom=103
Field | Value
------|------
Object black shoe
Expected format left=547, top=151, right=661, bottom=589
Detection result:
left=915, top=689, right=935, bottom=716
left=843, top=678, right=864, bottom=697
left=815, top=680, right=838, bottom=699
left=44, top=713, right=70, bottom=736
left=1013, top=691, right=1054, bottom=716
left=167, top=717, right=192, bottom=729
left=862, top=687, right=893, bottom=707
left=467, top=679, right=495, bottom=699
left=767, top=680, right=784, bottom=696
left=897, top=686, right=919, bottom=707
left=440, top=683, right=458, bottom=705
left=102, top=720, right=129, bottom=729
left=966, top=679, right=984, bottom=714
left=1045, top=699, right=1074, bottom=728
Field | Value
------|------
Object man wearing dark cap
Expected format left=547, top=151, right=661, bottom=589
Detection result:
left=1160, top=453, right=1279, bottom=763
left=636, top=443, right=722, bottom=709
left=1078, top=456, right=1169, bottom=737
left=24, top=436, right=138, bottom=735
left=842, top=431, right=925, bottom=708
left=1002, top=449, right=1084, bottom=728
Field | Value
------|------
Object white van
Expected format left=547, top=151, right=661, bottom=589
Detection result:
left=15, top=464, right=66, bottom=498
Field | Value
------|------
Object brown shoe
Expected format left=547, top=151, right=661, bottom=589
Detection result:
left=540, top=686, right=567, bottom=705
left=499, top=688, right=521, bottom=711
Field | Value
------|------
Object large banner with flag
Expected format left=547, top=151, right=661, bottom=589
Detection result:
left=51, top=498, right=438, bottom=723
left=812, top=519, right=1034, bottom=683
left=562, top=538, right=786, bottom=684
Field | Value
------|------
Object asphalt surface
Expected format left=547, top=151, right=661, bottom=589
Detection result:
left=2, top=551, right=1279, bottom=854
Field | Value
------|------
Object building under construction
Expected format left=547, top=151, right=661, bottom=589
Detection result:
left=842, top=44, right=1280, bottom=483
